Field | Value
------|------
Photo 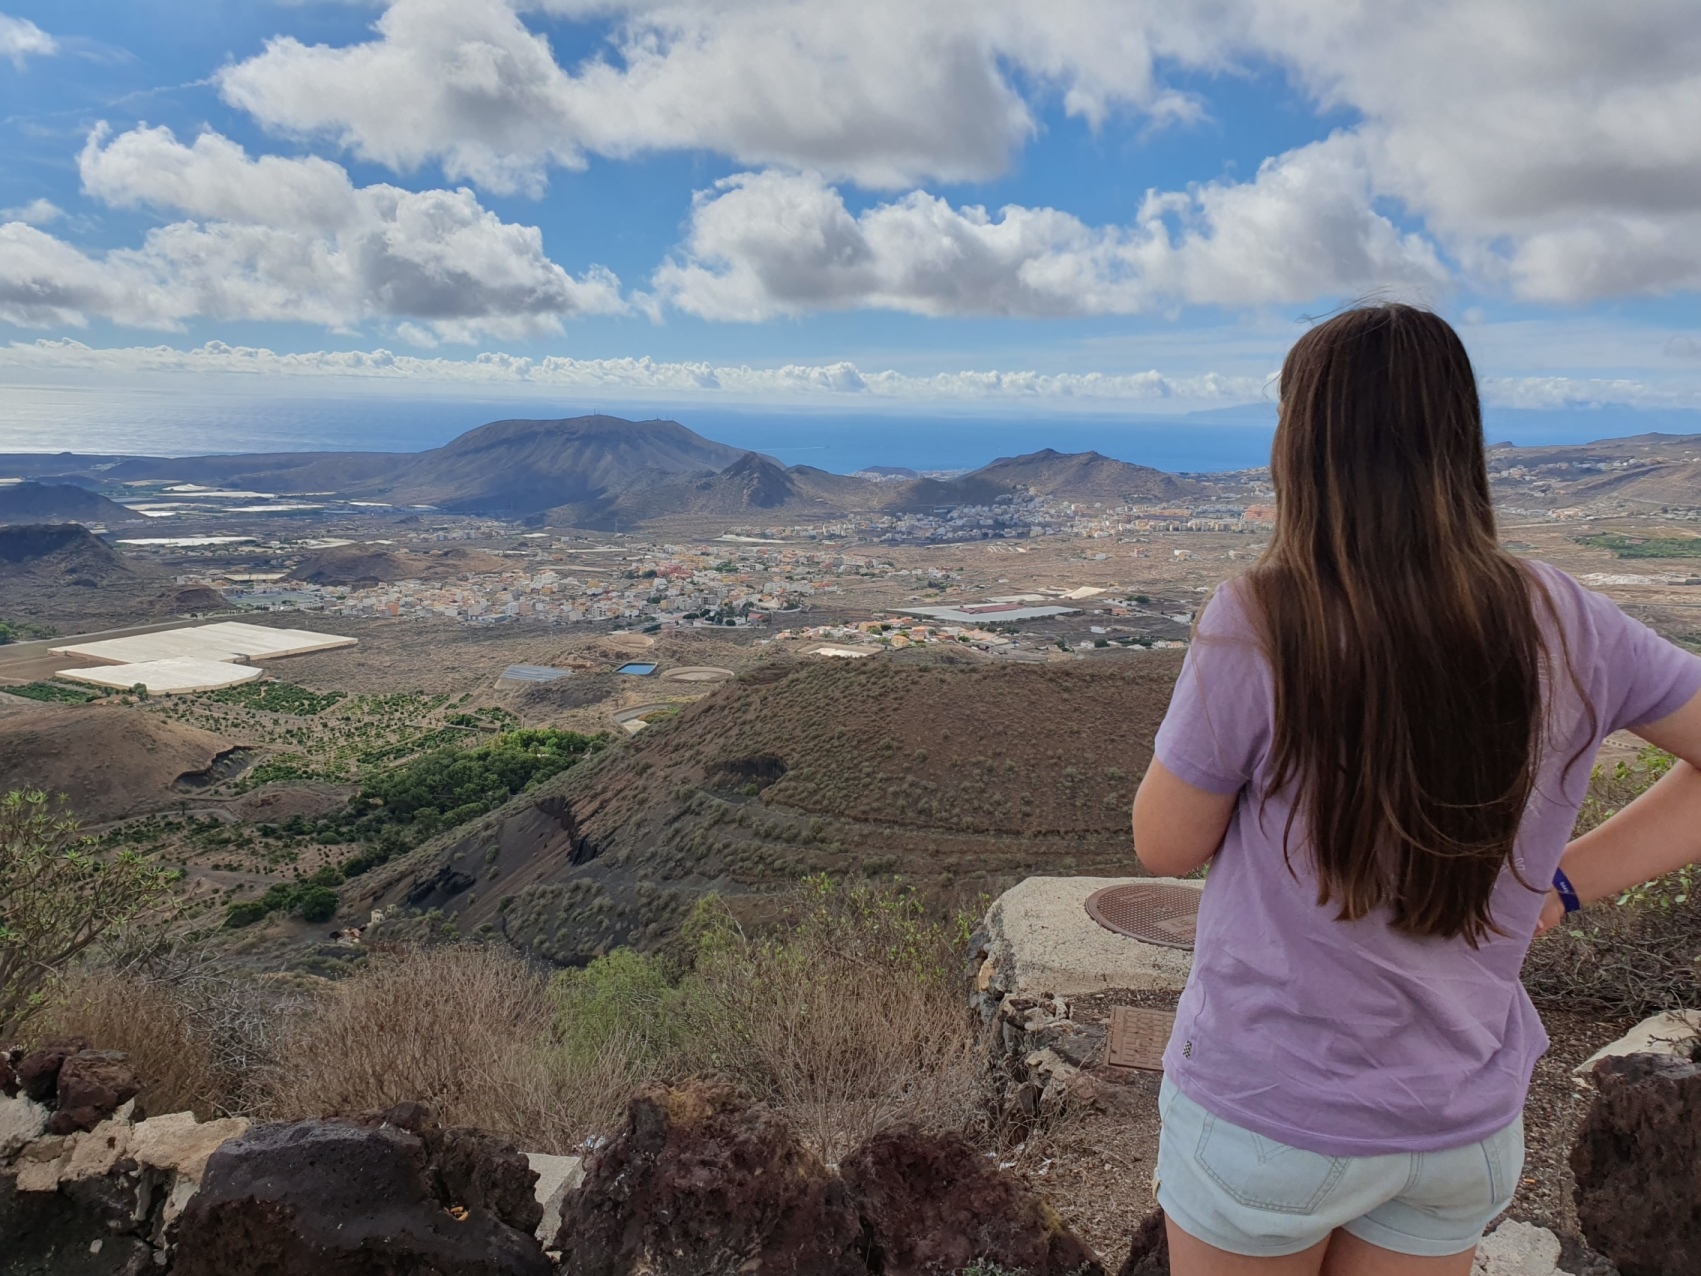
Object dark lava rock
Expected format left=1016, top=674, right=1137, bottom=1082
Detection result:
left=0, top=1171, right=154, bottom=1276
left=0, top=1049, right=15, bottom=1097
left=427, top=1126, right=544, bottom=1237
left=1571, top=1051, right=1701, bottom=1276
left=840, top=1127, right=1105, bottom=1276
left=173, top=1120, right=551, bottom=1276
left=15, top=1039, right=87, bottom=1106
left=332, top=1101, right=542, bottom=1236
left=46, top=1051, right=140, bottom=1135
left=554, top=1080, right=866, bottom=1276
left=1117, top=1208, right=1169, bottom=1276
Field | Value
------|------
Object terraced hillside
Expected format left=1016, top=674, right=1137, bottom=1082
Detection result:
left=357, top=650, right=1182, bottom=964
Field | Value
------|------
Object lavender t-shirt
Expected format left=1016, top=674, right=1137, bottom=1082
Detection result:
left=1154, top=560, right=1701, bottom=1156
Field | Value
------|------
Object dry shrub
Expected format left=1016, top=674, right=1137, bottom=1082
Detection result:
left=271, top=944, right=636, bottom=1152
left=29, top=951, right=301, bottom=1118
left=1523, top=896, right=1701, bottom=1015
left=1525, top=745, right=1701, bottom=1015
left=677, top=878, right=986, bottom=1163
left=32, top=968, right=218, bottom=1117
left=700, top=943, right=983, bottom=1163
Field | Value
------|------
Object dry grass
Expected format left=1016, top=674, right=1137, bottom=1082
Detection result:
left=269, top=944, right=638, bottom=1152
left=31, top=968, right=221, bottom=1118
left=33, top=880, right=987, bottom=1160
left=675, top=883, right=987, bottom=1163
left=29, top=953, right=301, bottom=1118
left=690, top=939, right=984, bottom=1163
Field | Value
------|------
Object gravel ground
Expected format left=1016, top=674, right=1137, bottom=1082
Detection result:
left=1014, top=991, right=1633, bottom=1269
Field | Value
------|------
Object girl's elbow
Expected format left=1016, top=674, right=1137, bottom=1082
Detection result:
left=1135, top=841, right=1204, bottom=878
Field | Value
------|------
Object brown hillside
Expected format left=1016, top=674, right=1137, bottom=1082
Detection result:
left=560, top=453, right=853, bottom=528
left=359, top=651, right=1181, bottom=965
left=964, top=449, right=1204, bottom=502
left=0, top=523, right=133, bottom=585
left=390, top=415, right=759, bottom=514
left=0, top=701, right=247, bottom=821
left=0, top=482, right=143, bottom=526
left=289, top=544, right=509, bottom=585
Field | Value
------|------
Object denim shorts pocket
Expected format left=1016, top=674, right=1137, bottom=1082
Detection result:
left=1482, top=1115, right=1525, bottom=1214
left=1194, top=1113, right=1351, bottom=1215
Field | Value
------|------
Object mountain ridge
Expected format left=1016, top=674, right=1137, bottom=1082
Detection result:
left=0, top=415, right=1232, bottom=527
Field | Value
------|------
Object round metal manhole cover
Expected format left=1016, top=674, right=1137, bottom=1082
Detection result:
left=1084, top=882, right=1201, bottom=950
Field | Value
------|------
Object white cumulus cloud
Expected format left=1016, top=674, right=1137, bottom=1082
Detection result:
left=208, top=0, right=1701, bottom=305
left=654, top=143, right=1447, bottom=320
left=215, top=0, right=1203, bottom=193
left=0, top=197, right=61, bottom=225
left=0, top=124, right=625, bottom=340
left=0, top=13, right=55, bottom=67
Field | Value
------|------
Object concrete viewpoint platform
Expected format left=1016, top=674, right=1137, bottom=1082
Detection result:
left=979, top=875, right=1203, bottom=1000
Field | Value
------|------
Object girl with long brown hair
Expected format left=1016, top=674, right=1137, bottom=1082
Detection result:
left=1133, top=304, right=1701, bottom=1274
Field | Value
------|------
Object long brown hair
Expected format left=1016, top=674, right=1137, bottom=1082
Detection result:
left=1249, top=303, right=1555, bottom=944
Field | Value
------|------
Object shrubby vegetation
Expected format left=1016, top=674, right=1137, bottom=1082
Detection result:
left=209, top=681, right=347, bottom=715
left=0, top=789, right=176, bottom=1033
left=1578, top=533, right=1701, bottom=559
left=545, top=875, right=982, bottom=1159
left=219, top=728, right=605, bottom=925
left=224, top=865, right=345, bottom=928
left=5, top=680, right=96, bottom=704
left=43, top=877, right=983, bottom=1158
left=332, top=727, right=605, bottom=875
left=1526, top=746, right=1701, bottom=1013
left=0, top=618, right=54, bottom=644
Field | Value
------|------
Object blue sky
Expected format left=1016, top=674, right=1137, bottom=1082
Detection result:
left=1, top=1, right=1699, bottom=453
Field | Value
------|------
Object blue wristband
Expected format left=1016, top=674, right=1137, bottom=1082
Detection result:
left=1552, top=868, right=1581, bottom=914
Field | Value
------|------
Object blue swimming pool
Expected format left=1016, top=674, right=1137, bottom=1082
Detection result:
left=616, top=662, right=658, bottom=676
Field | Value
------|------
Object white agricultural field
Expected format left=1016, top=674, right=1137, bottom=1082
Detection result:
left=58, top=657, right=266, bottom=695
left=51, top=622, right=357, bottom=666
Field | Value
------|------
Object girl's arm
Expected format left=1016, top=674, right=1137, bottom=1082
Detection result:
left=1536, top=688, right=1701, bottom=934
left=1132, top=758, right=1238, bottom=878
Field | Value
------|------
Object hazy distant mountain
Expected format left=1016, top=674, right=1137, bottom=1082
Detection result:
left=550, top=451, right=852, bottom=529
left=3, top=417, right=1222, bottom=526
left=97, top=452, right=409, bottom=492
left=389, top=416, right=762, bottom=514
left=0, top=481, right=143, bottom=526
left=960, top=449, right=1204, bottom=502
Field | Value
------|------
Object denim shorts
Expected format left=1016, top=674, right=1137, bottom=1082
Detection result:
left=1155, top=1076, right=1523, bottom=1258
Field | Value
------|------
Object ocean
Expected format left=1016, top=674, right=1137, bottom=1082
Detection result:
left=1, top=384, right=1694, bottom=475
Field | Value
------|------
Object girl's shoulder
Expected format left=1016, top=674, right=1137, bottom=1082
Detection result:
left=1195, top=572, right=1265, bottom=646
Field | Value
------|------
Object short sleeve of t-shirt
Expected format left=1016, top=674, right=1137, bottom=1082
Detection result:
left=1152, top=579, right=1271, bottom=795
left=1556, top=568, right=1701, bottom=732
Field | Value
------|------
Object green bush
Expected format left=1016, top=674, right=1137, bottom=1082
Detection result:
left=1, top=789, right=177, bottom=1032
left=549, top=948, right=682, bottom=1066
left=209, top=682, right=347, bottom=715
left=224, top=901, right=270, bottom=929
left=4, top=681, right=95, bottom=704
left=0, top=619, right=54, bottom=644
left=294, top=886, right=339, bottom=923
left=223, top=875, right=342, bottom=928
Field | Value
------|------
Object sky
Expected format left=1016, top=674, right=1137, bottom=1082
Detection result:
left=1, top=1, right=1700, bottom=456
